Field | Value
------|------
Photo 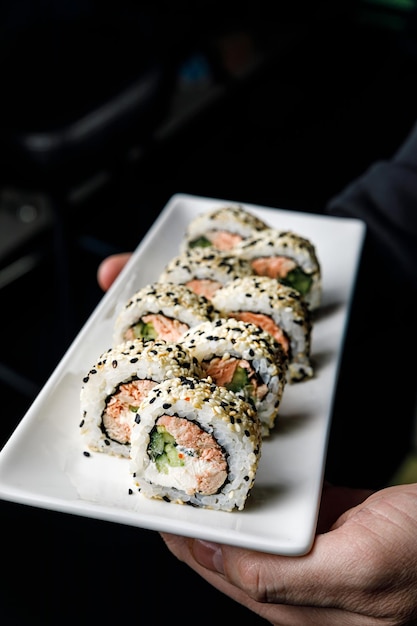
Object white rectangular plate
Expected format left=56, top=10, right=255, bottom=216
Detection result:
left=0, top=193, right=365, bottom=555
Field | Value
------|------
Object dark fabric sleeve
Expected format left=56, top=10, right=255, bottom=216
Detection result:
left=326, top=120, right=417, bottom=291
left=324, top=121, right=417, bottom=489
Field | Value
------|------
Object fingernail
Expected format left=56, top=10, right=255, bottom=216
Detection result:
left=192, top=539, right=224, bottom=574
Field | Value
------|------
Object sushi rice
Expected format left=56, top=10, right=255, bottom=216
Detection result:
left=113, top=281, right=217, bottom=346
left=180, top=317, right=288, bottom=435
left=180, top=204, right=269, bottom=252
left=130, top=376, right=262, bottom=511
left=158, top=246, right=254, bottom=300
left=211, top=275, right=314, bottom=382
left=235, top=227, right=322, bottom=310
left=79, top=339, right=203, bottom=458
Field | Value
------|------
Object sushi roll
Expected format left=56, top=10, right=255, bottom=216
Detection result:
left=211, top=275, right=314, bottom=383
left=113, top=282, right=217, bottom=346
left=158, top=247, right=254, bottom=300
left=181, top=317, right=288, bottom=436
left=235, top=228, right=322, bottom=310
left=130, top=376, right=262, bottom=511
left=79, top=339, right=202, bottom=458
left=180, top=204, right=269, bottom=253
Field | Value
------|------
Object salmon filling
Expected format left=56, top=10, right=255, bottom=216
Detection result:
left=125, top=313, right=189, bottom=342
left=251, top=256, right=297, bottom=279
left=185, top=278, right=223, bottom=299
left=147, top=415, right=227, bottom=496
left=202, top=357, right=267, bottom=402
left=251, top=256, right=313, bottom=296
left=103, top=379, right=157, bottom=444
left=190, top=230, right=243, bottom=251
left=228, top=311, right=290, bottom=355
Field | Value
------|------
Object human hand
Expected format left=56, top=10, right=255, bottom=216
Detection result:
left=160, top=482, right=417, bottom=626
left=97, top=252, right=132, bottom=291
left=96, top=253, right=417, bottom=624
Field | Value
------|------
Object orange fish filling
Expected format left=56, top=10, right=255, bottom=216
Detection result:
left=103, top=379, right=157, bottom=444
left=151, top=415, right=227, bottom=496
left=228, top=311, right=290, bottom=355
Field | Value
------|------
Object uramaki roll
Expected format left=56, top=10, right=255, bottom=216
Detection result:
left=211, top=275, right=313, bottom=383
left=180, top=204, right=269, bottom=253
left=113, top=282, right=217, bottom=346
left=158, top=247, right=253, bottom=300
left=130, top=376, right=262, bottom=511
left=79, top=339, right=202, bottom=458
left=235, top=227, right=322, bottom=310
left=181, top=317, right=288, bottom=436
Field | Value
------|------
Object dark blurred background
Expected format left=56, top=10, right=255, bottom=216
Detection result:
left=1, top=2, right=417, bottom=624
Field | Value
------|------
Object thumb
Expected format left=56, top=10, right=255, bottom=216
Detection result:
left=190, top=529, right=356, bottom=608
left=97, top=252, right=132, bottom=291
